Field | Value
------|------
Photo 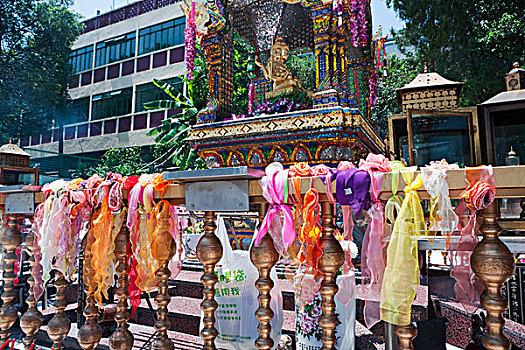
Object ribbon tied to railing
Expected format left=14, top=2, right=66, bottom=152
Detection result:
left=421, top=160, right=459, bottom=245
left=358, top=153, right=391, bottom=328
left=450, top=166, right=495, bottom=310
left=380, top=167, right=425, bottom=326
left=255, top=162, right=295, bottom=256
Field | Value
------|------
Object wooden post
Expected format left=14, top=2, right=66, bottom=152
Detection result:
left=471, top=201, right=515, bottom=350
left=109, top=225, right=134, bottom=350
left=78, top=233, right=102, bottom=350
left=196, top=211, right=223, bottom=350
left=250, top=203, right=279, bottom=350
left=318, top=200, right=345, bottom=350
left=47, top=271, right=71, bottom=350
left=20, top=229, right=43, bottom=349
left=395, top=324, right=417, bottom=350
left=0, top=216, right=23, bottom=340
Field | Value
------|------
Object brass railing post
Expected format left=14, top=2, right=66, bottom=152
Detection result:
left=78, top=231, right=102, bottom=349
left=0, top=216, right=23, bottom=340
left=109, top=224, right=134, bottom=350
left=318, top=200, right=344, bottom=350
left=197, top=211, right=223, bottom=350
left=250, top=203, right=279, bottom=350
left=47, top=271, right=71, bottom=350
left=471, top=201, right=515, bottom=350
left=395, top=324, right=417, bottom=350
left=151, top=204, right=175, bottom=350
left=20, top=228, right=43, bottom=349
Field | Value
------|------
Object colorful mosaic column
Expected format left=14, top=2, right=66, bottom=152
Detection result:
left=311, top=2, right=338, bottom=109
left=197, top=32, right=233, bottom=123
left=198, top=32, right=223, bottom=124
left=337, top=11, right=350, bottom=106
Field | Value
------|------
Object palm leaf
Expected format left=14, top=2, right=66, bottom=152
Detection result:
left=152, top=79, right=182, bottom=101
left=144, top=100, right=178, bottom=110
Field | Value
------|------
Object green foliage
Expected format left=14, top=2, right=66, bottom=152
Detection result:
left=387, top=0, right=525, bottom=106
left=371, top=55, right=423, bottom=138
left=231, top=33, right=254, bottom=116
left=146, top=79, right=205, bottom=170
left=0, top=0, right=83, bottom=143
left=287, top=52, right=316, bottom=92
left=88, top=143, right=176, bottom=177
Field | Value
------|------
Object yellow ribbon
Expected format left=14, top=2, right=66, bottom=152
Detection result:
left=380, top=167, right=426, bottom=326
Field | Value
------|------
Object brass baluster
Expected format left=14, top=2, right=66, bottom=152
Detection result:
left=0, top=216, right=23, bottom=340
left=395, top=324, right=417, bottom=350
left=151, top=204, right=175, bottom=350
left=20, top=229, right=43, bottom=349
left=318, top=200, right=344, bottom=350
left=197, top=211, right=223, bottom=350
left=471, top=201, right=515, bottom=350
left=152, top=259, right=173, bottom=350
left=78, top=232, right=103, bottom=350
left=47, top=271, right=71, bottom=350
left=109, top=225, right=133, bottom=350
left=250, top=203, right=279, bottom=350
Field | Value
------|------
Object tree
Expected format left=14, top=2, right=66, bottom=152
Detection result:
left=89, top=143, right=176, bottom=177
left=0, top=0, right=83, bottom=143
left=387, top=0, right=525, bottom=106
left=371, top=54, right=423, bottom=138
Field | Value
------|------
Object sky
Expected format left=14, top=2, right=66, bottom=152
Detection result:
left=72, top=0, right=404, bottom=32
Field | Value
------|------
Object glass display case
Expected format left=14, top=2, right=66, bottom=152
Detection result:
left=388, top=107, right=480, bottom=166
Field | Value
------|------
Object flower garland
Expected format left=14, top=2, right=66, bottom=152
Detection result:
left=185, top=0, right=197, bottom=81
left=356, top=0, right=368, bottom=46
left=248, top=80, right=255, bottom=115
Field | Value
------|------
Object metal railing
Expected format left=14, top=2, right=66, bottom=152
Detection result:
left=82, top=0, right=181, bottom=34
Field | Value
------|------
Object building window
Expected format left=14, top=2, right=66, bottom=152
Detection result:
left=135, top=78, right=183, bottom=112
left=138, top=18, right=185, bottom=56
left=69, top=45, right=94, bottom=73
left=95, top=32, right=136, bottom=67
left=91, top=88, right=133, bottom=120
left=66, top=97, right=90, bottom=124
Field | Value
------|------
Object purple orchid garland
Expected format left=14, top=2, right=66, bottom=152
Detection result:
left=356, top=0, right=368, bottom=46
left=349, top=0, right=358, bottom=47
left=185, top=1, right=197, bottom=81
left=248, top=79, right=255, bottom=114
left=349, top=0, right=368, bottom=47
left=369, top=70, right=378, bottom=107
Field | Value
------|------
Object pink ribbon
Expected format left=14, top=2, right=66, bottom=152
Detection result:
left=255, top=169, right=295, bottom=253
left=359, top=154, right=390, bottom=328
left=32, top=204, right=45, bottom=301
left=360, top=172, right=386, bottom=328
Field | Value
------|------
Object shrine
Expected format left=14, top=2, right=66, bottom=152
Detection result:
left=184, top=0, right=384, bottom=168
left=0, top=0, right=524, bottom=349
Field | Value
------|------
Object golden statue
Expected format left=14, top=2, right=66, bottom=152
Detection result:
left=256, top=36, right=309, bottom=99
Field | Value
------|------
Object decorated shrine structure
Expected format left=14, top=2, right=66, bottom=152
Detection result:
left=183, top=0, right=384, bottom=168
